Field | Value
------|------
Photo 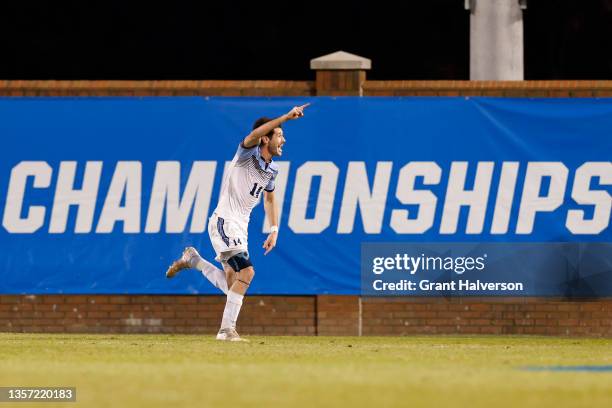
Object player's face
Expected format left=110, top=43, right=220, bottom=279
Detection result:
left=269, top=128, right=286, bottom=157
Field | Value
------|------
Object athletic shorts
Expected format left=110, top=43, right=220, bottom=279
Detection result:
left=208, top=213, right=249, bottom=263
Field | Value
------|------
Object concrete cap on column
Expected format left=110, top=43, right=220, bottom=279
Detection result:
left=310, top=51, right=371, bottom=70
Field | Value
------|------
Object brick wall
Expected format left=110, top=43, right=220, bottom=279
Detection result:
left=2, top=80, right=612, bottom=97
left=0, top=295, right=316, bottom=335
left=360, top=297, right=612, bottom=337
left=0, top=79, right=610, bottom=337
left=363, top=80, right=612, bottom=97
left=1, top=295, right=610, bottom=337
left=0, top=80, right=314, bottom=96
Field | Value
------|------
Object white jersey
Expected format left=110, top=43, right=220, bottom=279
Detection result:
left=213, top=143, right=279, bottom=226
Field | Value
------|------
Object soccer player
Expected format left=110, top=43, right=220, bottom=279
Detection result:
left=165, top=103, right=310, bottom=341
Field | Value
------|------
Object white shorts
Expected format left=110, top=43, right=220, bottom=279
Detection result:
left=208, top=213, right=249, bottom=263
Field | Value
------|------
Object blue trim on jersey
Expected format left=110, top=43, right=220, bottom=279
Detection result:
left=217, top=217, right=230, bottom=247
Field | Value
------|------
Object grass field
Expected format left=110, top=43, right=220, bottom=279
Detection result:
left=0, top=334, right=611, bottom=408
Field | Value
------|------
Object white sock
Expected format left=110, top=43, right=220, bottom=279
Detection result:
left=220, top=290, right=244, bottom=330
left=195, top=258, right=228, bottom=294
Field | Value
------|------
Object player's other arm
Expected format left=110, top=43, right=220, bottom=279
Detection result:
left=242, top=103, right=310, bottom=148
left=262, top=190, right=279, bottom=255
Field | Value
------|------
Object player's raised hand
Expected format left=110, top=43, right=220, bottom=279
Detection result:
left=285, top=103, right=311, bottom=120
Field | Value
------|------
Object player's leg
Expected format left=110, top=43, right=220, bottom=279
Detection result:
left=192, top=250, right=229, bottom=294
left=216, top=251, right=254, bottom=341
left=222, top=262, right=237, bottom=289
left=165, top=247, right=228, bottom=295
left=207, top=215, right=252, bottom=341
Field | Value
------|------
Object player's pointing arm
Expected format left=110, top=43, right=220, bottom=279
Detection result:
left=242, top=103, right=310, bottom=148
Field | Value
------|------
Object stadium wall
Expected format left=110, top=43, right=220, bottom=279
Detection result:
left=1, top=295, right=611, bottom=336
left=1, top=79, right=612, bottom=97
left=1, top=77, right=611, bottom=337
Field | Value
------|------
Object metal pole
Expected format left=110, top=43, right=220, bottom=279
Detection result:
left=468, top=0, right=525, bottom=80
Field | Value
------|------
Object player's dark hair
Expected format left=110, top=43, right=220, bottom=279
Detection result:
left=252, top=117, right=282, bottom=137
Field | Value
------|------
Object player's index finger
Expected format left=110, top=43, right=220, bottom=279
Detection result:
left=299, top=103, right=311, bottom=109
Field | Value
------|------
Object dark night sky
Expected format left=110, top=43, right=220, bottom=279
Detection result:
left=0, top=0, right=610, bottom=80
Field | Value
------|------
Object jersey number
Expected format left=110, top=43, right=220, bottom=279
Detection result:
left=249, top=182, right=264, bottom=198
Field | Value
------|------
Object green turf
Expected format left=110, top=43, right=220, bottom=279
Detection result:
left=0, top=334, right=610, bottom=408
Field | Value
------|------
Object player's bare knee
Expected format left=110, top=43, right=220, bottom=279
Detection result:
left=239, top=266, right=255, bottom=283
left=233, top=267, right=254, bottom=292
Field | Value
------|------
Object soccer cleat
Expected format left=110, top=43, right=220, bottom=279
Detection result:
left=216, top=327, right=248, bottom=342
left=165, top=247, right=201, bottom=279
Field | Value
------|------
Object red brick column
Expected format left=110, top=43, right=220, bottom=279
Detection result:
left=310, top=51, right=370, bottom=96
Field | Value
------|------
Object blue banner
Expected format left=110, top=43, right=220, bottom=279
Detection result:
left=0, top=97, right=610, bottom=295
